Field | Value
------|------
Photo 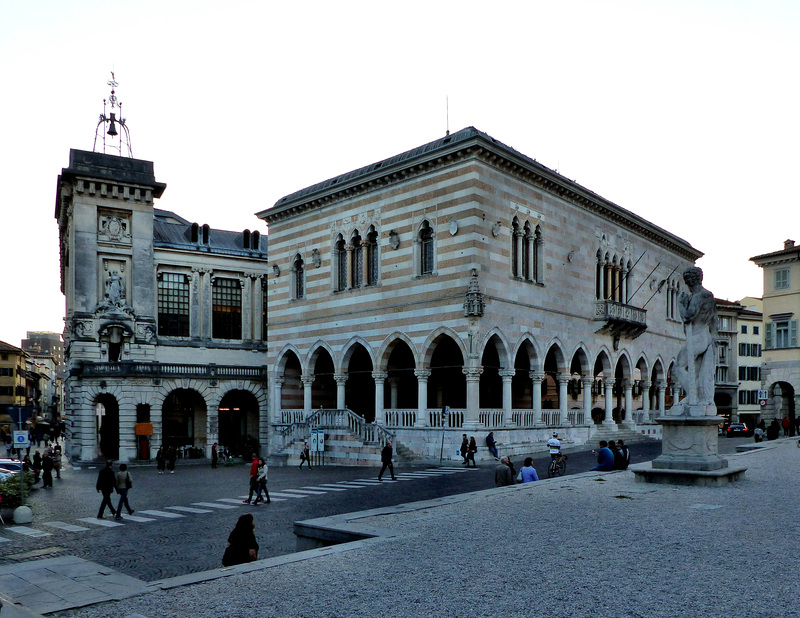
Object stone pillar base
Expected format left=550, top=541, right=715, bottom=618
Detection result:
left=653, top=412, right=726, bottom=471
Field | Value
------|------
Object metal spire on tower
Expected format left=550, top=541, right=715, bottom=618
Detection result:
left=94, top=72, right=133, bottom=157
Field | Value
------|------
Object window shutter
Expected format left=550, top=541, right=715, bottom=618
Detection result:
left=791, top=320, right=798, bottom=347
left=765, top=323, right=773, bottom=349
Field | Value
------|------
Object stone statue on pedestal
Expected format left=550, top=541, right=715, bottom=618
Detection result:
left=672, top=267, right=717, bottom=412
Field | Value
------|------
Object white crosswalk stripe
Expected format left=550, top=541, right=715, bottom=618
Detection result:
left=138, top=509, right=185, bottom=519
left=42, top=521, right=90, bottom=532
left=280, top=489, right=327, bottom=496
left=268, top=492, right=308, bottom=499
left=3, top=526, right=50, bottom=537
left=118, top=514, right=157, bottom=523
left=191, top=502, right=238, bottom=510
left=166, top=506, right=213, bottom=514
left=0, top=536, right=11, bottom=542
left=217, top=498, right=249, bottom=504
left=78, top=518, right=124, bottom=528
left=303, top=485, right=349, bottom=491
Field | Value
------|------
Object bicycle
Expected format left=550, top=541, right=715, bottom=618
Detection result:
left=548, top=452, right=567, bottom=477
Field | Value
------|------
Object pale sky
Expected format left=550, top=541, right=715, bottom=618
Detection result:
left=1, top=0, right=797, bottom=346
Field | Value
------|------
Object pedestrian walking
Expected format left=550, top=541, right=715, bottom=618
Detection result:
left=115, top=463, right=135, bottom=519
left=32, top=450, right=42, bottom=484
left=167, top=446, right=177, bottom=474
left=782, top=417, right=791, bottom=437
left=253, top=459, right=271, bottom=505
left=299, top=441, right=312, bottom=469
left=53, top=442, right=62, bottom=479
left=495, top=456, right=515, bottom=487
left=156, top=447, right=166, bottom=474
left=96, top=461, right=117, bottom=518
left=460, top=434, right=469, bottom=465
left=243, top=453, right=260, bottom=504
left=378, top=440, right=396, bottom=481
left=519, top=457, right=539, bottom=482
left=211, top=443, right=218, bottom=469
left=222, top=513, right=259, bottom=567
left=466, top=436, right=478, bottom=467
left=41, top=452, right=54, bottom=488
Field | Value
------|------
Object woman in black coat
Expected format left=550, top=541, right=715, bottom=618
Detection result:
left=222, top=513, right=259, bottom=566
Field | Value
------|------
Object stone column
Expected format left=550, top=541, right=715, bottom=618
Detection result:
left=190, top=269, right=202, bottom=338
left=558, top=373, right=570, bottom=425
left=670, top=384, right=680, bottom=410
left=621, top=267, right=628, bottom=302
left=526, top=233, right=534, bottom=281
left=240, top=276, right=251, bottom=341
left=623, top=379, right=635, bottom=428
left=388, top=378, right=399, bottom=409
left=603, top=378, right=617, bottom=427
left=334, top=373, right=347, bottom=410
left=346, top=245, right=354, bottom=289
left=273, top=377, right=284, bottom=423
left=202, top=271, right=213, bottom=338
left=657, top=381, right=667, bottom=416
left=118, top=402, right=137, bottom=462
left=302, top=375, right=315, bottom=415
left=373, top=371, right=387, bottom=425
left=604, top=264, right=612, bottom=299
left=252, top=275, right=263, bottom=341
left=499, top=369, right=515, bottom=427
left=361, top=240, right=370, bottom=286
left=530, top=371, right=545, bottom=426
left=206, top=402, right=219, bottom=457
left=463, top=367, right=483, bottom=429
left=641, top=380, right=652, bottom=422
left=514, top=230, right=523, bottom=277
left=415, top=369, right=431, bottom=427
left=582, top=376, right=594, bottom=426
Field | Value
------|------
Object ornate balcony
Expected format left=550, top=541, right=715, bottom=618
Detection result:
left=594, top=300, right=647, bottom=339
left=72, top=361, right=268, bottom=382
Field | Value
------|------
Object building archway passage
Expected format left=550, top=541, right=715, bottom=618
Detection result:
left=770, top=381, right=796, bottom=435
left=218, top=390, right=259, bottom=457
left=95, top=394, right=119, bottom=460
left=345, top=344, right=375, bottom=422
left=162, top=389, right=207, bottom=449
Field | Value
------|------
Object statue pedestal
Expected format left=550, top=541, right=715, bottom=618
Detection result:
left=631, top=406, right=747, bottom=486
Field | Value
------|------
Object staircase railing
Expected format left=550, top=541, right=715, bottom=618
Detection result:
left=274, top=408, right=396, bottom=452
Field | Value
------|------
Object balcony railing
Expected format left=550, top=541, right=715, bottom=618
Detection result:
left=594, top=300, right=647, bottom=339
left=74, top=362, right=268, bottom=381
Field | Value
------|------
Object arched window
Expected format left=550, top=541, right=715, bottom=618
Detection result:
left=420, top=220, right=434, bottom=275
left=352, top=230, right=363, bottom=287
left=293, top=254, right=305, bottom=299
left=596, top=250, right=603, bottom=299
left=367, top=227, right=379, bottom=285
left=533, top=224, right=542, bottom=283
left=511, top=218, right=520, bottom=277
left=335, top=234, right=347, bottom=292
left=522, top=221, right=531, bottom=280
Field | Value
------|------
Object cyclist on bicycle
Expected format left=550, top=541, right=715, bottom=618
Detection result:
left=547, top=432, right=562, bottom=460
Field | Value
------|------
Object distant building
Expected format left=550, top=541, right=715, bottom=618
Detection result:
left=257, top=127, right=703, bottom=460
left=0, top=341, right=28, bottom=435
left=22, top=331, right=65, bottom=370
left=751, top=240, right=800, bottom=427
left=714, top=299, right=763, bottom=425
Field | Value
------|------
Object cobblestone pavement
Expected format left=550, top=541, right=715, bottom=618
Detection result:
left=0, top=437, right=747, bottom=584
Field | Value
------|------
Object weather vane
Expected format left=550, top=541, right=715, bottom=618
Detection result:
left=94, top=71, right=132, bottom=157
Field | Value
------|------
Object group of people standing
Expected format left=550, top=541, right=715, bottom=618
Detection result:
left=20, top=442, right=62, bottom=488
left=155, top=446, right=178, bottom=474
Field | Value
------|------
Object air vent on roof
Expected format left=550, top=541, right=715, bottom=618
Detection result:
left=443, top=137, right=451, bottom=144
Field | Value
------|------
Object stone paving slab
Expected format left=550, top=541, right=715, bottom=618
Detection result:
left=40, top=522, right=89, bottom=533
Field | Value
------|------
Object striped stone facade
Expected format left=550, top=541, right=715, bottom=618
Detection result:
left=259, top=128, right=703, bottom=459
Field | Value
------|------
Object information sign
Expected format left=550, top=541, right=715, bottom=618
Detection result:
left=13, top=430, right=29, bottom=449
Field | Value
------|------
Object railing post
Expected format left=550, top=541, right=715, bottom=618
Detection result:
left=414, top=369, right=430, bottom=428
left=373, top=371, right=387, bottom=425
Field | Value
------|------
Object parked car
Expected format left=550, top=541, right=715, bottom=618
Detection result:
left=0, top=459, right=23, bottom=474
left=725, top=423, right=750, bottom=437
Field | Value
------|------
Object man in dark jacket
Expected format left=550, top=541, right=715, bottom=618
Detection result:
left=378, top=441, right=396, bottom=481
left=495, top=456, right=515, bottom=487
left=96, top=460, right=117, bottom=518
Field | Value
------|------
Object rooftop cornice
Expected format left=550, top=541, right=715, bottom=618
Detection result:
left=750, top=248, right=800, bottom=266
left=258, top=128, right=702, bottom=262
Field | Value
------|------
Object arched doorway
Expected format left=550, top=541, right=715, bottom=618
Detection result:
left=95, top=393, right=119, bottom=460
left=218, top=390, right=260, bottom=457
left=385, top=339, right=417, bottom=409
left=428, top=335, right=466, bottom=408
left=345, top=344, right=375, bottom=422
left=311, top=349, right=336, bottom=409
left=771, top=382, right=796, bottom=435
left=480, top=337, right=503, bottom=408
left=162, top=389, right=207, bottom=449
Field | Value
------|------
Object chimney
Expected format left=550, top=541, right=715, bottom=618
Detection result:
left=784, top=239, right=795, bottom=250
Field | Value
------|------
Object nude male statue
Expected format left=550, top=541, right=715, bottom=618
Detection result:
left=673, top=266, right=717, bottom=408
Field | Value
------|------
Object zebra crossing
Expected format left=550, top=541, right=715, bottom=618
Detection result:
left=0, top=467, right=473, bottom=542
